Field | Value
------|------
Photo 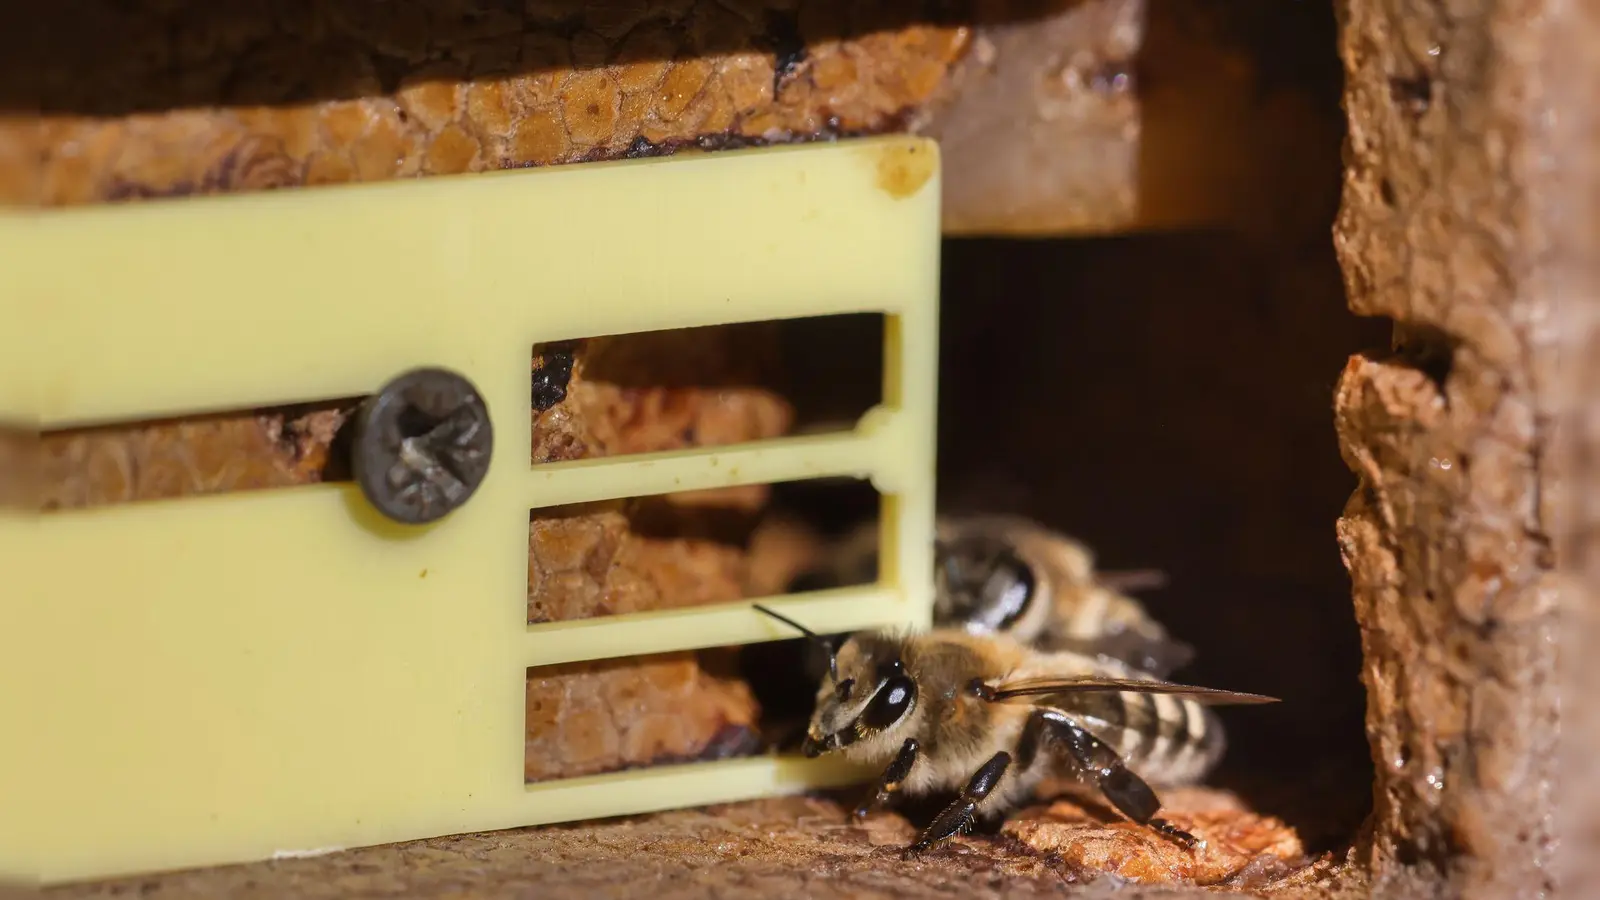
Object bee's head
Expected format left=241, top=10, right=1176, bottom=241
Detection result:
left=750, top=605, right=918, bottom=760
left=800, top=632, right=918, bottom=758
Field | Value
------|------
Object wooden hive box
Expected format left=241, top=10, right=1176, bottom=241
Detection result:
left=5, top=0, right=1592, bottom=897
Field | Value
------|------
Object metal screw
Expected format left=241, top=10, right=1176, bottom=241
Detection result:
left=352, top=367, right=494, bottom=525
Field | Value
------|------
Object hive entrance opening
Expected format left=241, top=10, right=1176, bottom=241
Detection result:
left=934, top=232, right=1386, bottom=857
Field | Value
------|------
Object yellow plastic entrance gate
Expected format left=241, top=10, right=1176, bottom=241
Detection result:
left=0, top=137, right=942, bottom=885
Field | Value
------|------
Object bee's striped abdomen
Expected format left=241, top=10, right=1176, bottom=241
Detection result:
left=1138, top=695, right=1224, bottom=787
left=1084, top=692, right=1224, bottom=788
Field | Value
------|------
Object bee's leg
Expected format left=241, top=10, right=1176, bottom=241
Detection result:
left=902, top=751, right=1012, bottom=858
left=852, top=737, right=920, bottom=820
left=1032, top=709, right=1202, bottom=850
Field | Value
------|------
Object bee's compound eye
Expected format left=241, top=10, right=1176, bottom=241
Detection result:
left=861, top=676, right=916, bottom=730
left=835, top=678, right=856, bottom=701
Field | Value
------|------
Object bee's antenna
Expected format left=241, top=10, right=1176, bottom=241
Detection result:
left=751, top=603, right=840, bottom=684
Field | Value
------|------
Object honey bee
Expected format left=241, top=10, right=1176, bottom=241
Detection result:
left=793, top=514, right=1193, bottom=677
left=930, top=514, right=1194, bottom=678
left=758, top=514, right=1276, bottom=856
left=753, top=603, right=1277, bottom=857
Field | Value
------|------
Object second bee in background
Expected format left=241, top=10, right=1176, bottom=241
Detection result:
left=795, top=514, right=1194, bottom=678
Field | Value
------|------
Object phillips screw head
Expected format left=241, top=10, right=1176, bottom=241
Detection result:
left=352, top=367, right=494, bottom=525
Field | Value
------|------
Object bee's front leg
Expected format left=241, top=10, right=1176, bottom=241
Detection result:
left=901, top=751, right=1012, bottom=858
left=853, top=737, right=919, bottom=820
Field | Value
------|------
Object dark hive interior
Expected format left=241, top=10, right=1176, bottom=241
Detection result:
left=934, top=232, right=1385, bottom=855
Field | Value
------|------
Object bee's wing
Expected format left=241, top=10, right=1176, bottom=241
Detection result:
left=980, top=675, right=1280, bottom=706
left=1094, top=568, right=1169, bottom=593
left=1040, top=632, right=1196, bottom=680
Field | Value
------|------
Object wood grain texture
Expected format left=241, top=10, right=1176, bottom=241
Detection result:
left=14, top=1, right=969, bottom=207
left=10, top=1, right=1175, bottom=235
left=1332, top=0, right=1583, bottom=895
left=47, top=793, right=1336, bottom=899
left=922, top=0, right=1143, bottom=235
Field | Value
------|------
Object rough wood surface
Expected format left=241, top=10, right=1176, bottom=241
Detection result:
left=15, top=1, right=969, bottom=207
left=47, top=793, right=1334, bottom=899
left=1552, top=5, right=1600, bottom=894
left=1332, top=0, right=1580, bottom=896
left=9, top=1, right=1260, bottom=236
left=924, top=0, right=1143, bottom=235
left=929, top=0, right=1346, bottom=237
